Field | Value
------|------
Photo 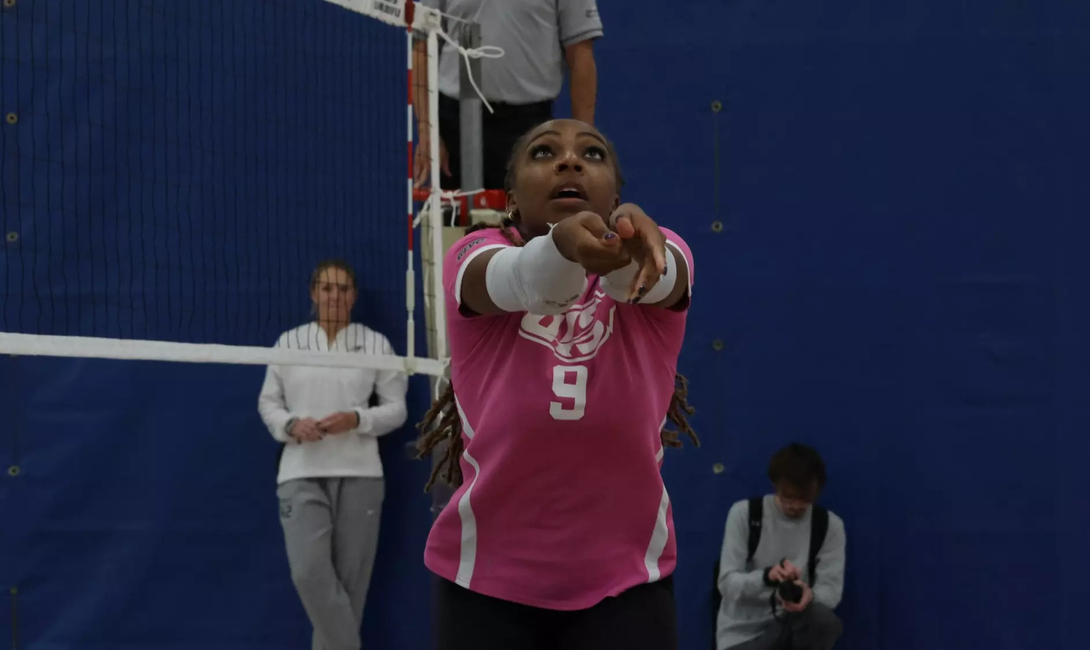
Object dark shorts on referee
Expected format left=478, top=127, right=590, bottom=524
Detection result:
left=437, top=92, right=554, bottom=192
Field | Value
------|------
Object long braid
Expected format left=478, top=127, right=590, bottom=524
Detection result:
left=414, top=381, right=464, bottom=492
left=415, top=220, right=698, bottom=492
left=661, top=373, right=699, bottom=449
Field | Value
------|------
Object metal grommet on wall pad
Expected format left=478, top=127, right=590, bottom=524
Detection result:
left=711, top=220, right=723, bottom=233
left=712, top=339, right=724, bottom=351
left=7, top=231, right=19, bottom=243
left=711, top=100, right=723, bottom=113
left=713, top=463, right=725, bottom=474
left=2, top=0, right=16, bottom=9
left=5, top=112, right=17, bottom=124
left=8, top=465, right=20, bottom=477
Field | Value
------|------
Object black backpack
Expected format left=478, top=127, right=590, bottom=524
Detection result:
left=710, top=497, right=830, bottom=648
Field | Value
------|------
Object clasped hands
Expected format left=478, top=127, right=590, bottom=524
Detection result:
left=551, top=204, right=668, bottom=304
left=289, top=411, right=359, bottom=443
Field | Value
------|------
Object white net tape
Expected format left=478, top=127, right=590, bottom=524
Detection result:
left=0, top=332, right=447, bottom=375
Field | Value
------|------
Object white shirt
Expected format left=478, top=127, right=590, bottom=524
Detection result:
left=257, top=322, right=409, bottom=484
left=420, top=0, right=604, bottom=104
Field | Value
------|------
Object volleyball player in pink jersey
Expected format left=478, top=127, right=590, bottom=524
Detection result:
left=416, top=118, right=698, bottom=650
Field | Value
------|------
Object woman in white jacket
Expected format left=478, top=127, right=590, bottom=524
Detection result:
left=258, top=259, right=408, bottom=650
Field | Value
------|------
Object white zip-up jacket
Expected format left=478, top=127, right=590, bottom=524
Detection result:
left=257, top=322, right=408, bottom=484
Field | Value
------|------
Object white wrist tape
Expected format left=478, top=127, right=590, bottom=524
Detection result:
left=600, top=245, right=678, bottom=304
left=485, top=229, right=588, bottom=315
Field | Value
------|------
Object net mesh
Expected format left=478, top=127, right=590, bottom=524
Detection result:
left=0, top=0, right=447, bottom=375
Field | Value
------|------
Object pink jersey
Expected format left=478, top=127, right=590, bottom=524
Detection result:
left=424, top=226, right=695, bottom=611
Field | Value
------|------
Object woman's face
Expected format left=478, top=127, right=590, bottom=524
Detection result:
left=311, top=266, right=356, bottom=325
left=506, top=119, right=620, bottom=239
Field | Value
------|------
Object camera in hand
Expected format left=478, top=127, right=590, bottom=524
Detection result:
left=776, top=580, right=803, bottom=604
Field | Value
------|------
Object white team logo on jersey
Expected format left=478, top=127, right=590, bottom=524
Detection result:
left=518, top=292, right=616, bottom=362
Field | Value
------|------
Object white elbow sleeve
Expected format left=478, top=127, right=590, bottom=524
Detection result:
left=485, top=230, right=588, bottom=314
left=599, top=246, right=678, bottom=304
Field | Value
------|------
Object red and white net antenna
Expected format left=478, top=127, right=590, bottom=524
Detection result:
left=402, top=0, right=450, bottom=372
left=404, top=0, right=417, bottom=366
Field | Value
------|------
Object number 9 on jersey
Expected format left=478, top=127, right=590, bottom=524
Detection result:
left=550, top=365, right=588, bottom=421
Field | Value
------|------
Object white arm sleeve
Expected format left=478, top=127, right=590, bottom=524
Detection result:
left=599, top=245, right=679, bottom=304
left=485, top=229, right=588, bottom=315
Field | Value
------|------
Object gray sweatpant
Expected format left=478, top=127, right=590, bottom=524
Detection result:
left=277, top=477, right=384, bottom=650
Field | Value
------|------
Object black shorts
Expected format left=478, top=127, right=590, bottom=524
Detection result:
left=433, top=575, right=678, bottom=650
left=437, top=93, right=553, bottom=192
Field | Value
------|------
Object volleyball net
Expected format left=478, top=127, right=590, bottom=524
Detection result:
left=0, top=0, right=501, bottom=378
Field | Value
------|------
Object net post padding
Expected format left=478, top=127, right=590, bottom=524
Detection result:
left=415, top=188, right=505, bottom=377
left=425, top=29, right=447, bottom=368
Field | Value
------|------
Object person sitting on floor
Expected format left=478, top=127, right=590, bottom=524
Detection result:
left=716, top=443, right=846, bottom=650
